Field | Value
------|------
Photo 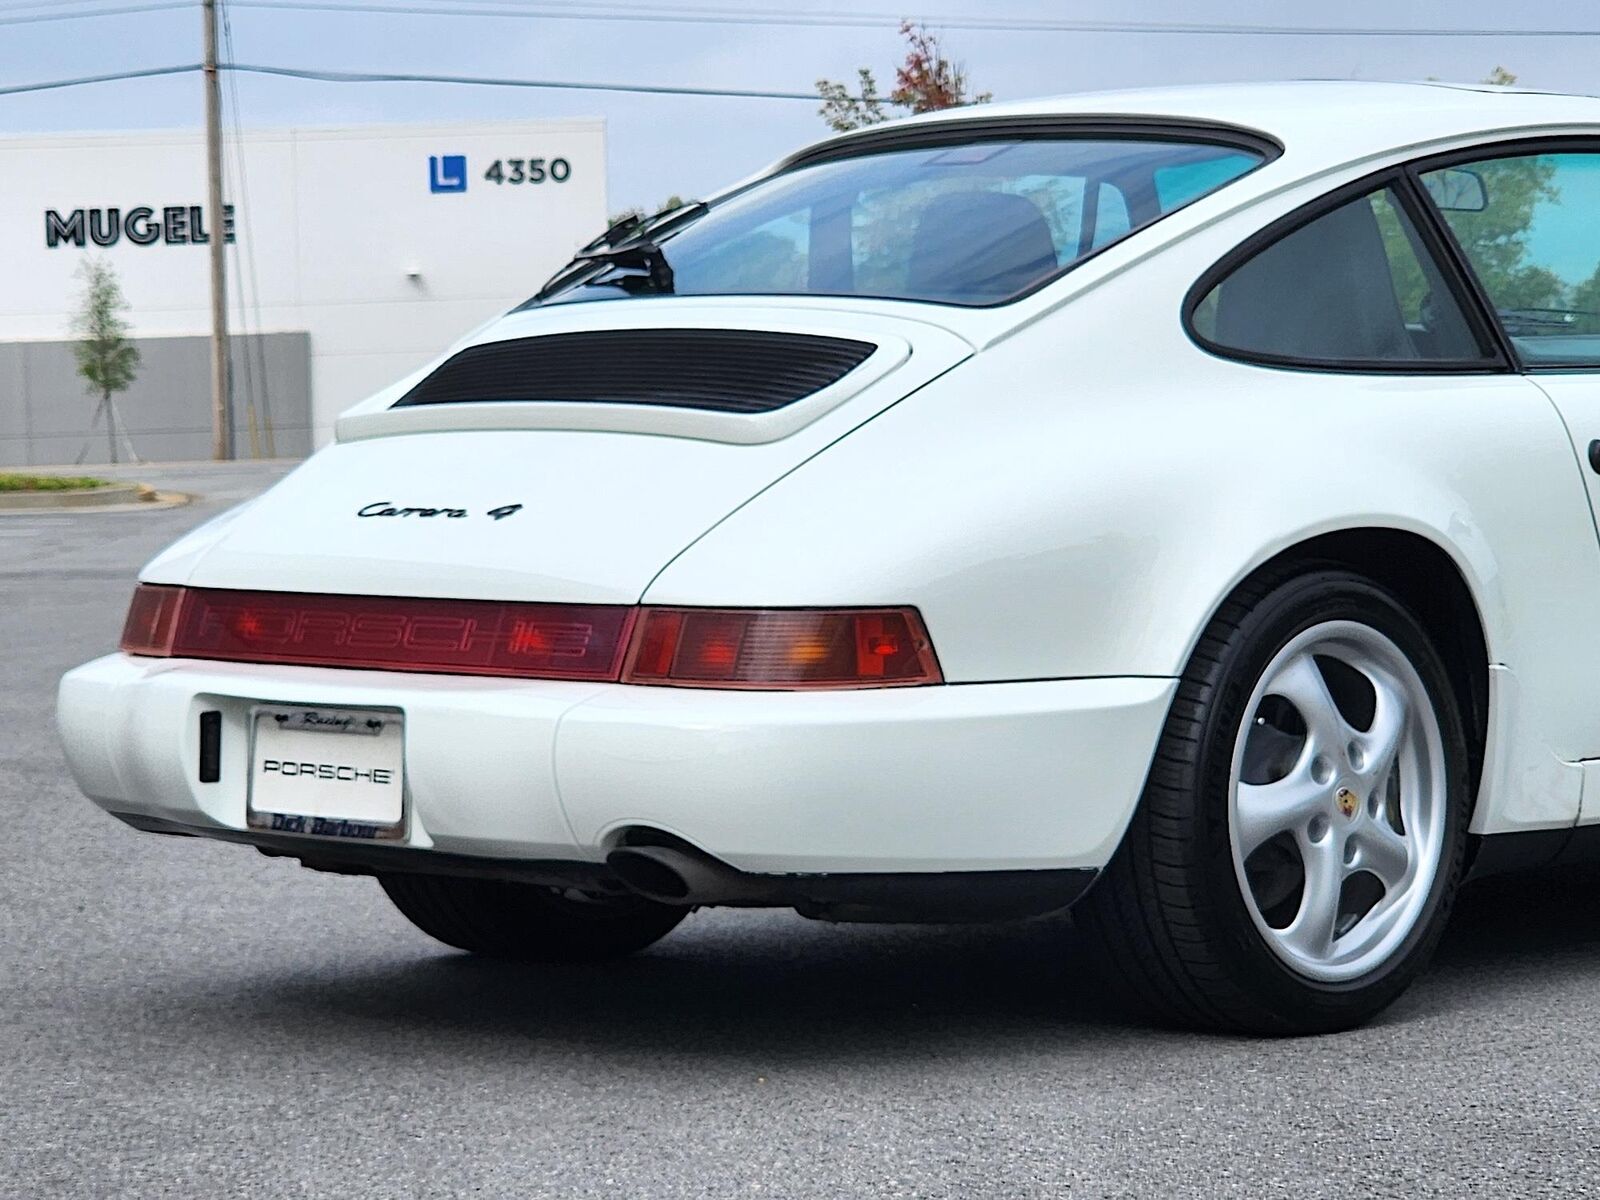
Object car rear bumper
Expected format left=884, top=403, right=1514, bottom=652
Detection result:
left=57, top=653, right=1175, bottom=876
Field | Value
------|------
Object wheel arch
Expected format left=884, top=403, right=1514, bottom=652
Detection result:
left=1224, top=526, right=1491, bottom=812
left=1080, top=522, right=1491, bottom=1034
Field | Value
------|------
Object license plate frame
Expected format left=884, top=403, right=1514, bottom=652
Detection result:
left=246, top=704, right=406, bottom=841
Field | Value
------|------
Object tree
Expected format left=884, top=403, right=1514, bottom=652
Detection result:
left=817, top=69, right=889, bottom=133
left=890, top=21, right=992, bottom=114
left=1568, top=263, right=1600, bottom=323
left=72, top=258, right=140, bottom=465
left=1439, top=154, right=1562, bottom=311
left=817, top=21, right=991, bottom=133
left=1483, top=66, right=1518, bottom=86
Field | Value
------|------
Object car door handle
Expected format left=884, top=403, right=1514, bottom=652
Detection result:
left=1589, top=439, right=1600, bottom=473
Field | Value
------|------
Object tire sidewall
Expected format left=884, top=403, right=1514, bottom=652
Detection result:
left=1193, top=570, right=1470, bottom=1029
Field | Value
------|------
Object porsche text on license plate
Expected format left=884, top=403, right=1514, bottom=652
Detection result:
left=248, top=706, right=404, bottom=839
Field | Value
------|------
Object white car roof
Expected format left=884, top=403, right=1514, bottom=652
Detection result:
left=799, top=80, right=1600, bottom=175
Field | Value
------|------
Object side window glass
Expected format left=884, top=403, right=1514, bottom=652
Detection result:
left=1192, top=186, right=1491, bottom=366
left=1422, top=153, right=1600, bottom=366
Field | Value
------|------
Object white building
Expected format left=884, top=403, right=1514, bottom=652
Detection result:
left=0, top=119, right=607, bottom=463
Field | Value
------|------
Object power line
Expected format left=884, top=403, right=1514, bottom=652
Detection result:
left=0, top=63, right=199, bottom=96
left=0, top=60, right=867, bottom=101
left=9, top=0, right=1600, bottom=37
left=3, top=58, right=1580, bottom=107
left=0, top=1, right=188, bottom=25
left=224, top=62, right=845, bottom=100
left=219, top=2, right=1600, bottom=37
left=227, top=0, right=938, bottom=26
left=0, top=0, right=177, bottom=12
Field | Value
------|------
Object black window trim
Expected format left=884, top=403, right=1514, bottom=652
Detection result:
left=534, top=119, right=1283, bottom=313
left=1402, top=134, right=1600, bottom=374
left=1182, top=166, right=1511, bottom=376
left=778, top=115, right=1283, bottom=172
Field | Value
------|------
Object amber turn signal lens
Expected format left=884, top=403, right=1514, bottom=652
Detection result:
left=622, top=607, right=941, bottom=689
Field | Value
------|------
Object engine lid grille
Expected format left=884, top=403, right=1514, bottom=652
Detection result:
left=392, top=328, right=877, bottom=414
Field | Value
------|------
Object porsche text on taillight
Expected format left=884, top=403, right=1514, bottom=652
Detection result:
left=119, top=585, right=635, bottom=681
left=118, top=587, right=942, bottom=689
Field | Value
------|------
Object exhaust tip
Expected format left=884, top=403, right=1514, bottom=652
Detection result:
left=606, top=847, right=693, bottom=902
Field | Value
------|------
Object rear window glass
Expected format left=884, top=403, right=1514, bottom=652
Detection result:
left=541, top=136, right=1266, bottom=308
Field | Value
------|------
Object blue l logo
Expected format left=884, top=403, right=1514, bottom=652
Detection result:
left=429, top=155, right=467, bottom=194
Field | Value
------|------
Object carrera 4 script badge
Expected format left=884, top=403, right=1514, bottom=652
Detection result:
left=357, top=501, right=523, bottom=521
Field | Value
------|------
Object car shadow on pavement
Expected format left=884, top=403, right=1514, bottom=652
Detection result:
left=1435, top=862, right=1600, bottom=970
left=211, top=905, right=1179, bottom=1063
left=131, top=861, right=1600, bottom=1057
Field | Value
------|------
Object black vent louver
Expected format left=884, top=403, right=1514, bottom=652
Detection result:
left=393, top=329, right=877, bottom=415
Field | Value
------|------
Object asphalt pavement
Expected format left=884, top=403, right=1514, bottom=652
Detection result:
left=3, top=461, right=1600, bottom=1198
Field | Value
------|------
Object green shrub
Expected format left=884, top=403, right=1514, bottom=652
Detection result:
left=0, top=474, right=110, bottom=492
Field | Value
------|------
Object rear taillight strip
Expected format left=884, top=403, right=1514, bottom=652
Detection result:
left=122, top=585, right=636, bottom=681
left=119, top=586, right=942, bottom=689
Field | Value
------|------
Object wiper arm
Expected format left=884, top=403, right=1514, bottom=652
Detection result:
left=528, top=201, right=707, bottom=304
left=586, top=201, right=706, bottom=251
left=570, top=239, right=676, bottom=295
left=579, top=212, right=645, bottom=255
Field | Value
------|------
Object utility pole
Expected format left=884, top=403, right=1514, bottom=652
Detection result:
left=203, top=0, right=232, bottom=459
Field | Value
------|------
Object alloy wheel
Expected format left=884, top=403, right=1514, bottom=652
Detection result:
left=1228, top=620, right=1448, bottom=983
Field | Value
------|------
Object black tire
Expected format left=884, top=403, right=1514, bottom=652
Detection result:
left=380, top=873, right=688, bottom=962
left=1077, top=565, right=1471, bottom=1035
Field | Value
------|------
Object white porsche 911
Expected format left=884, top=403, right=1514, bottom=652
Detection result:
left=59, top=80, right=1600, bottom=1034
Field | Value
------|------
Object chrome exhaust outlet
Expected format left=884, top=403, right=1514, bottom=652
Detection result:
left=605, top=845, right=780, bottom=906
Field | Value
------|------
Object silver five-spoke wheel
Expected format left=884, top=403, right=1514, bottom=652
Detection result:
left=1229, top=620, right=1447, bottom=983
left=1081, top=568, right=1467, bottom=1033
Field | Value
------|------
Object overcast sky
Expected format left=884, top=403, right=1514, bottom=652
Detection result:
left=4, top=0, right=1599, bottom=211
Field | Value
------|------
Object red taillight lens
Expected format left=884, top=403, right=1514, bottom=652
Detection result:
left=121, top=586, right=635, bottom=681
left=120, top=584, right=185, bottom=656
left=117, top=588, right=941, bottom=689
left=622, top=607, right=941, bottom=689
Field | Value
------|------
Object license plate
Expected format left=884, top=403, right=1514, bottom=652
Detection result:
left=247, top=706, right=405, bottom=839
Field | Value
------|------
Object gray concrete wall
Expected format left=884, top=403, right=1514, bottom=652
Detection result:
left=0, top=332, right=311, bottom=466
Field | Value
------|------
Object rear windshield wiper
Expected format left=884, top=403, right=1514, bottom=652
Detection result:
left=528, top=201, right=708, bottom=304
left=570, top=240, right=676, bottom=296
left=579, top=211, right=645, bottom=255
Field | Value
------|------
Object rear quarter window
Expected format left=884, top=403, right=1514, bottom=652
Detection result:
left=1189, top=184, right=1494, bottom=369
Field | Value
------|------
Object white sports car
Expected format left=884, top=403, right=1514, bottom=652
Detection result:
left=58, top=80, right=1600, bottom=1034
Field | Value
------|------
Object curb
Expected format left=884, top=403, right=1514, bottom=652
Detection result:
left=0, top=486, right=190, bottom=514
left=0, top=483, right=143, bottom=510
